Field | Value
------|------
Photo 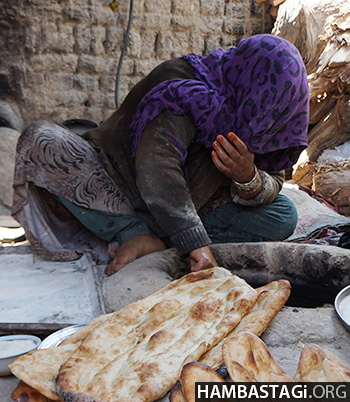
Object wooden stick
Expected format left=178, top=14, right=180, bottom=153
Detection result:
left=270, top=0, right=286, bottom=6
left=0, top=322, right=76, bottom=337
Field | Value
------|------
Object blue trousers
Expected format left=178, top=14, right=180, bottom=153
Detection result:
left=200, top=194, right=298, bottom=243
left=52, top=193, right=297, bottom=246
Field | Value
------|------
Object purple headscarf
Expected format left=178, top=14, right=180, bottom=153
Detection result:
left=130, top=34, right=309, bottom=172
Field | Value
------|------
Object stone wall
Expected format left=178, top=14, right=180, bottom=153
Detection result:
left=0, top=0, right=274, bottom=128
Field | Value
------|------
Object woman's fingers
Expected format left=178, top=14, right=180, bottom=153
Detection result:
left=189, top=245, right=218, bottom=272
left=213, top=141, right=231, bottom=165
left=217, top=135, right=241, bottom=160
left=213, top=133, right=252, bottom=168
left=227, top=132, right=250, bottom=155
left=211, top=132, right=256, bottom=183
left=211, top=151, right=230, bottom=175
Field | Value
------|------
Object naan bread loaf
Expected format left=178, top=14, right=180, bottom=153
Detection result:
left=180, top=362, right=225, bottom=402
left=223, top=332, right=295, bottom=382
left=56, top=268, right=257, bottom=402
left=295, top=343, right=350, bottom=382
left=9, top=314, right=113, bottom=400
left=169, top=381, right=186, bottom=402
left=200, top=280, right=291, bottom=369
left=11, top=381, right=55, bottom=402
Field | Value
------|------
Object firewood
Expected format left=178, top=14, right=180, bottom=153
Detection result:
left=313, top=161, right=350, bottom=215
left=292, top=160, right=315, bottom=187
left=272, top=0, right=350, bottom=162
left=309, top=96, right=337, bottom=126
left=269, top=0, right=286, bottom=6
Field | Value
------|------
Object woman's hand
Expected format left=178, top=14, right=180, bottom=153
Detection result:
left=211, top=132, right=255, bottom=183
left=189, top=245, right=218, bottom=272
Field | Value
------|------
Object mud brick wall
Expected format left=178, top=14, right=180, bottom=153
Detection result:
left=0, top=0, right=274, bottom=128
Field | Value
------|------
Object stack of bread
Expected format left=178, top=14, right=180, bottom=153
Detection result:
left=10, top=267, right=350, bottom=402
left=170, top=332, right=350, bottom=402
left=9, top=267, right=293, bottom=402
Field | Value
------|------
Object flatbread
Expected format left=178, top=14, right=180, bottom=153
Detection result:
left=223, top=331, right=295, bottom=382
left=180, top=362, right=225, bottom=402
left=56, top=268, right=257, bottom=402
left=9, top=268, right=231, bottom=399
left=9, top=314, right=112, bottom=400
left=169, top=381, right=186, bottom=402
left=295, top=343, right=350, bottom=382
left=59, top=313, right=113, bottom=346
left=200, top=280, right=291, bottom=369
left=11, top=381, right=55, bottom=402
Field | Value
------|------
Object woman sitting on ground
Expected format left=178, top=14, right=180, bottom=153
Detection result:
left=12, top=34, right=309, bottom=275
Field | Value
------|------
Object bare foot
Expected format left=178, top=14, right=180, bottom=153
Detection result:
left=104, top=234, right=166, bottom=276
left=108, top=241, right=120, bottom=260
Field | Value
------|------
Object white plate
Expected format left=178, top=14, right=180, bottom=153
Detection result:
left=38, top=325, right=86, bottom=349
left=335, top=285, right=350, bottom=331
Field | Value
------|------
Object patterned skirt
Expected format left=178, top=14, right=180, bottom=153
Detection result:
left=12, top=120, right=134, bottom=262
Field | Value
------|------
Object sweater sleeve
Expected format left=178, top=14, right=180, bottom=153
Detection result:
left=134, top=112, right=212, bottom=256
left=230, top=170, right=285, bottom=206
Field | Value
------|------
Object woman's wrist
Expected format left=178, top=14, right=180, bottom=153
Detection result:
left=232, top=165, right=261, bottom=191
left=232, top=165, right=262, bottom=199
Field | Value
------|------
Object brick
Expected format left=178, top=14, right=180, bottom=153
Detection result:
left=171, top=31, right=192, bottom=57
left=127, top=30, right=142, bottom=58
left=28, top=0, right=55, bottom=6
left=24, top=24, right=43, bottom=54
left=62, top=5, right=91, bottom=22
left=99, top=76, right=116, bottom=93
left=134, top=59, right=160, bottom=77
left=221, top=34, right=243, bottom=49
left=92, top=7, right=119, bottom=25
left=171, top=16, right=198, bottom=31
left=74, top=26, right=91, bottom=54
left=204, top=36, right=222, bottom=55
left=144, top=0, right=171, bottom=14
left=104, top=26, right=124, bottom=54
left=154, top=33, right=174, bottom=59
left=104, top=93, right=119, bottom=111
left=38, top=74, right=72, bottom=92
left=91, top=26, right=107, bottom=56
left=117, top=58, right=135, bottom=76
left=223, top=20, right=245, bottom=35
left=172, top=0, right=200, bottom=16
left=77, top=55, right=107, bottom=74
left=224, top=2, right=246, bottom=17
left=200, top=0, right=225, bottom=16
left=141, top=14, right=171, bottom=30
left=130, top=0, right=145, bottom=16
left=140, top=31, right=158, bottom=58
left=60, top=54, right=79, bottom=73
left=188, top=32, right=205, bottom=54
left=42, top=23, right=74, bottom=54
left=73, top=75, right=97, bottom=91
left=0, top=127, right=20, bottom=207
